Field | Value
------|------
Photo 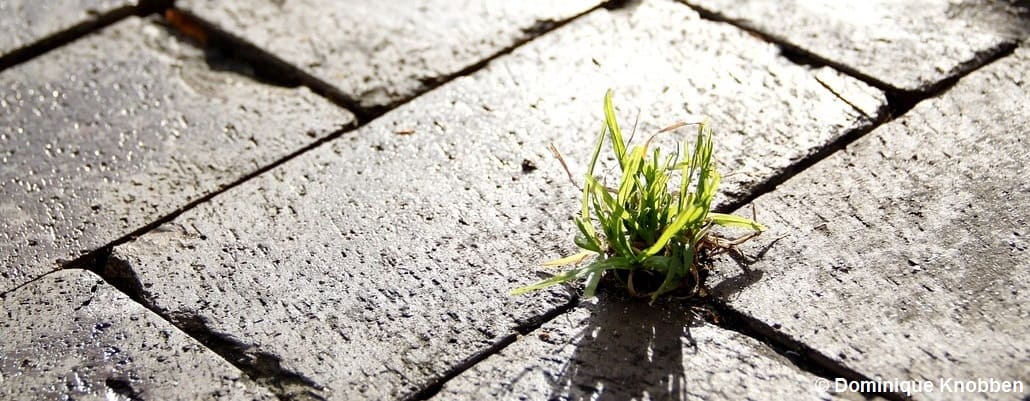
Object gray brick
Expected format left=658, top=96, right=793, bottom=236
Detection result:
left=107, top=2, right=884, bottom=400
left=0, top=0, right=136, bottom=60
left=706, top=44, right=1029, bottom=399
left=433, top=296, right=846, bottom=401
left=175, top=0, right=604, bottom=111
left=681, top=0, right=1027, bottom=92
left=0, top=269, right=276, bottom=400
left=0, top=17, right=354, bottom=292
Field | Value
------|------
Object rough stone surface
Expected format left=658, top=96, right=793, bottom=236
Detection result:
left=0, top=16, right=354, bottom=293
left=433, top=295, right=844, bottom=401
left=681, top=0, right=1028, bottom=92
left=175, top=0, right=603, bottom=111
left=108, top=2, right=883, bottom=400
left=707, top=44, right=1029, bottom=399
left=0, top=0, right=136, bottom=60
left=0, top=269, right=276, bottom=400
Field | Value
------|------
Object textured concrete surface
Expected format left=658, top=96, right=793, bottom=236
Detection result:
left=0, top=0, right=136, bottom=60
left=681, top=0, right=1028, bottom=93
left=433, top=295, right=842, bottom=401
left=707, top=44, right=1029, bottom=399
left=107, top=2, right=883, bottom=400
left=175, top=0, right=602, bottom=111
left=0, top=269, right=275, bottom=400
left=0, top=16, right=354, bottom=293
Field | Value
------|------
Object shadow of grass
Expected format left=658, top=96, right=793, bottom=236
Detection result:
left=547, top=294, right=706, bottom=401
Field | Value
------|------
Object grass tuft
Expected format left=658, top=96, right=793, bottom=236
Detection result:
left=513, top=89, right=765, bottom=301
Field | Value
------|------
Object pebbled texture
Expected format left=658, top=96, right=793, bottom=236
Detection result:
left=108, top=2, right=884, bottom=400
left=0, top=17, right=354, bottom=293
left=176, top=0, right=604, bottom=111
left=0, top=269, right=276, bottom=401
left=433, top=295, right=848, bottom=401
left=707, top=42, right=1030, bottom=400
left=0, top=0, right=137, bottom=60
left=681, top=0, right=1028, bottom=93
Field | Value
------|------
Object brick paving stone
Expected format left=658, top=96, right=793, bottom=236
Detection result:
left=174, top=0, right=603, bottom=111
left=706, top=44, right=1029, bottom=400
left=0, top=269, right=275, bottom=400
left=681, top=0, right=1028, bottom=93
left=0, top=16, right=354, bottom=293
left=0, top=0, right=137, bottom=61
left=432, top=296, right=846, bottom=401
left=107, top=1, right=884, bottom=400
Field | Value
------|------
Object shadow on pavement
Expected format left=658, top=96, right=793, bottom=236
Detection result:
left=547, top=295, right=704, bottom=401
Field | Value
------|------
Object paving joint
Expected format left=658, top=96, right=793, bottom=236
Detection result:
left=680, top=0, right=1022, bottom=105
left=92, top=243, right=582, bottom=401
left=715, top=39, right=1020, bottom=215
left=0, top=0, right=174, bottom=72
left=92, top=251, right=323, bottom=401
left=400, top=298, right=580, bottom=401
left=0, top=121, right=354, bottom=301
left=162, top=2, right=617, bottom=123
left=707, top=300, right=908, bottom=401
left=884, top=41, right=1020, bottom=117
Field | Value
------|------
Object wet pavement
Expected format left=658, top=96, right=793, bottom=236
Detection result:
left=1, top=1, right=1026, bottom=400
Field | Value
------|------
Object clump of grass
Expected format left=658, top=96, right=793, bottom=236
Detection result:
left=513, top=89, right=765, bottom=301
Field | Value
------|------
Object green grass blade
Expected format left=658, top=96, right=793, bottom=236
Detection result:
left=542, top=250, right=595, bottom=267
left=510, top=265, right=592, bottom=295
left=603, top=90, right=626, bottom=167
left=582, top=124, right=606, bottom=221
left=644, top=203, right=703, bottom=256
left=708, top=212, right=767, bottom=231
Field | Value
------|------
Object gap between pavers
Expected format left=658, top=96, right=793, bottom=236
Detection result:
left=705, top=42, right=1029, bottom=400
left=0, top=16, right=355, bottom=293
left=679, top=0, right=1027, bottom=95
left=104, top=1, right=886, bottom=400
left=0, top=269, right=276, bottom=400
left=430, top=294, right=866, bottom=401
left=171, top=0, right=606, bottom=114
left=0, top=0, right=165, bottom=70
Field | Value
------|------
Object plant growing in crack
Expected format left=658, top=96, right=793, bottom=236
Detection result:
left=512, top=89, right=765, bottom=301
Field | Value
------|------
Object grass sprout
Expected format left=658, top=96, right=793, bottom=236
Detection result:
left=512, top=89, right=765, bottom=301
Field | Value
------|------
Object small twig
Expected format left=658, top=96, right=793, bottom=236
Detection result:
left=548, top=143, right=578, bottom=188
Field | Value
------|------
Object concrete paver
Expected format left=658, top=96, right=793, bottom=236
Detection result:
left=107, top=1, right=884, bottom=400
left=0, top=16, right=354, bottom=293
left=175, top=0, right=604, bottom=111
left=433, top=296, right=841, bottom=401
left=0, top=0, right=137, bottom=61
left=706, top=43, right=1029, bottom=400
left=0, top=269, right=275, bottom=400
left=681, top=0, right=1027, bottom=93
